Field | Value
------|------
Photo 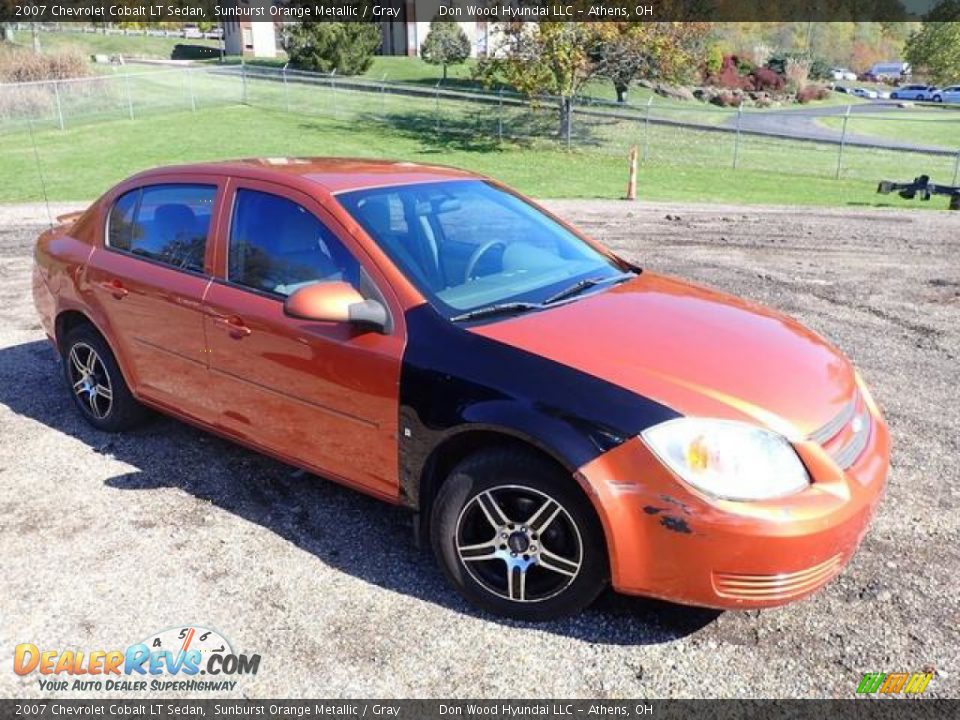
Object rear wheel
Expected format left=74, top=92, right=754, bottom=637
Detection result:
left=431, top=448, right=607, bottom=621
left=61, top=324, right=149, bottom=431
left=933, top=95, right=943, bottom=103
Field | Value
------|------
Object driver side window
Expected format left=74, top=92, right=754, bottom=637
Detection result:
left=228, top=189, right=360, bottom=297
left=107, top=184, right=215, bottom=274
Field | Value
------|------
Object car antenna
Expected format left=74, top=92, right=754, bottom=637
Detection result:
left=27, top=118, right=54, bottom=230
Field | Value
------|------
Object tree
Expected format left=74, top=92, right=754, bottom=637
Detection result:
left=476, top=23, right=601, bottom=137
left=284, top=22, right=381, bottom=75
left=905, top=2, right=960, bottom=85
left=420, top=20, right=471, bottom=81
left=592, top=22, right=712, bottom=103
left=1, top=0, right=16, bottom=43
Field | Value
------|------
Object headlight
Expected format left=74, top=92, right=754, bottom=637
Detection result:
left=641, top=418, right=810, bottom=501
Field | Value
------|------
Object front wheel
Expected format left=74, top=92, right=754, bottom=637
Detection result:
left=431, top=448, right=608, bottom=621
left=933, top=95, right=942, bottom=103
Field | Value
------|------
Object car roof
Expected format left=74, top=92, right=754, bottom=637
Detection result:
left=128, top=157, right=479, bottom=194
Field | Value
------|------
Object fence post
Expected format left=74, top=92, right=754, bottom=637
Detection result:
left=732, top=104, right=743, bottom=169
left=282, top=65, right=290, bottom=112
left=953, top=150, right=960, bottom=186
left=187, top=66, right=196, bottom=112
left=240, top=60, right=248, bottom=105
left=435, top=80, right=441, bottom=135
left=497, top=88, right=503, bottom=143
left=835, top=105, right=851, bottom=179
left=641, top=96, right=653, bottom=162
left=53, top=81, right=64, bottom=131
left=380, top=73, right=387, bottom=118
left=626, top=145, right=638, bottom=200
left=564, top=96, right=572, bottom=150
left=331, top=71, right=338, bottom=118
left=123, top=72, right=134, bottom=120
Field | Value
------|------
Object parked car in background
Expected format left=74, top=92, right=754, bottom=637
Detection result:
left=850, top=87, right=878, bottom=99
left=890, top=84, right=938, bottom=101
left=32, top=158, right=890, bottom=621
left=932, top=86, right=960, bottom=103
left=831, top=68, right=858, bottom=81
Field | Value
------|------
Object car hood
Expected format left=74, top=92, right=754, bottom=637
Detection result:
left=470, top=273, right=856, bottom=439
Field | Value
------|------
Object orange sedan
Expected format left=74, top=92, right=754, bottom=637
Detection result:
left=32, top=159, right=888, bottom=620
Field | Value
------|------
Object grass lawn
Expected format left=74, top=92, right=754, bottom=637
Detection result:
left=206, top=54, right=860, bottom=125
left=819, top=107, right=960, bottom=150
left=33, top=30, right=220, bottom=60
left=0, top=103, right=946, bottom=212
left=364, top=57, right=479, bottom=86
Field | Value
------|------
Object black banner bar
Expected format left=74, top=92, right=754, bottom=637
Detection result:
left=2, top=1, right=958, bottom=24
left=1, top=700, right=957, bottom=719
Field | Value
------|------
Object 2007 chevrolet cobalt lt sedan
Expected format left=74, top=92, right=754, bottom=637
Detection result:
left=32, top=159, right=889, bottom=620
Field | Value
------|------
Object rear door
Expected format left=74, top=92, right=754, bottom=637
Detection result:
left=201, top=179, right=405, bottom=499
left=84, top=179, right=224, bottom=419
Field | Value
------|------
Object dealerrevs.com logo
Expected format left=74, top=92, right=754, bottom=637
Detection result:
left=14, top=625, right=260, bottom=693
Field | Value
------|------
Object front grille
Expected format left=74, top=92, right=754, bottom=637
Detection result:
left=808, top=391, right=859, bottom=445
left=808, top=389, right=872, bottom=471
left=712, top=554, right=844, bottom=601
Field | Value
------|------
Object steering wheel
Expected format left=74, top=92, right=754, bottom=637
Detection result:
left=464, top=240, right=507, bottom=283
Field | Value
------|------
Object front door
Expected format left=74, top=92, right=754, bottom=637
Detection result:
left=202, top=181, right=404, bottom=499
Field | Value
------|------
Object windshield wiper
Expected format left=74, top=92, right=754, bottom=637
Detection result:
left=543, top=272, right=636, bottom=306
left=450, top=302, right=543, bottom=323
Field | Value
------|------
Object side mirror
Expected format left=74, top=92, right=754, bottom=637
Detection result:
left=283, top=282, right=389, bottom=332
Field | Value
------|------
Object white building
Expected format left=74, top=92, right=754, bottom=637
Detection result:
left=868, top=62, right=911, bottom=79
left=380, top=1, right=491, bottom=58
left=222, top=0, right=492, bottom=59
left=222, top=1, right=281, bottom=58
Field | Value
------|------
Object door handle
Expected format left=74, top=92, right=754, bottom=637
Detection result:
left=213, top=315, right=252, bottom=339
left=97, top=279, right=128, bottom=299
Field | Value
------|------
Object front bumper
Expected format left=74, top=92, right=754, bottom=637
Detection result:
left=576, top=394, right=889, bottom=609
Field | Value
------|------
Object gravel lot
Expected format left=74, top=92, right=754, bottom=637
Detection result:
left=1, top=200, right=958, bottom=699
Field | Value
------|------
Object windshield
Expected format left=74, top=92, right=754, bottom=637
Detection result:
left=337, top=180, right=627, bottom=318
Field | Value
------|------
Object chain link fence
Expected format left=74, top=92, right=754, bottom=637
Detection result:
left=3, top=63, right=959, bottom=187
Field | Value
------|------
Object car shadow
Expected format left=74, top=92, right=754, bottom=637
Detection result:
left=4, top=338, right=720, bottom=645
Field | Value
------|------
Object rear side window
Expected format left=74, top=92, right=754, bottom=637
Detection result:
left=228, top=189, right=360, bottom=296
left=106, top=184, right=216, bottom=273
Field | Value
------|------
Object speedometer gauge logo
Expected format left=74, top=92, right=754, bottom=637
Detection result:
left=142, top=625, right=234, bottom=673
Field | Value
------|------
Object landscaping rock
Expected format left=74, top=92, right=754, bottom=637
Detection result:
left=654, top=83, right=695, bottom=102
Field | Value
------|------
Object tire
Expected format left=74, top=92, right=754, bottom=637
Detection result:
left=890, top=92, right=898, bottom=99
left=61, top=323, right=150, bottom=432
left=431, top=447, right=608, bottom=621
left=917, top=94, right=925, bottom=102
left=933, top=95, right=942, bottom=103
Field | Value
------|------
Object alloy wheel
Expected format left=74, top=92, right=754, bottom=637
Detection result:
left=67, top=342, right=113, bottom=420
left=455, top=485, right=583, bottom=603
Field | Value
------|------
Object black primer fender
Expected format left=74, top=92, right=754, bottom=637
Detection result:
left=398, top=304, right=680, bottom=509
